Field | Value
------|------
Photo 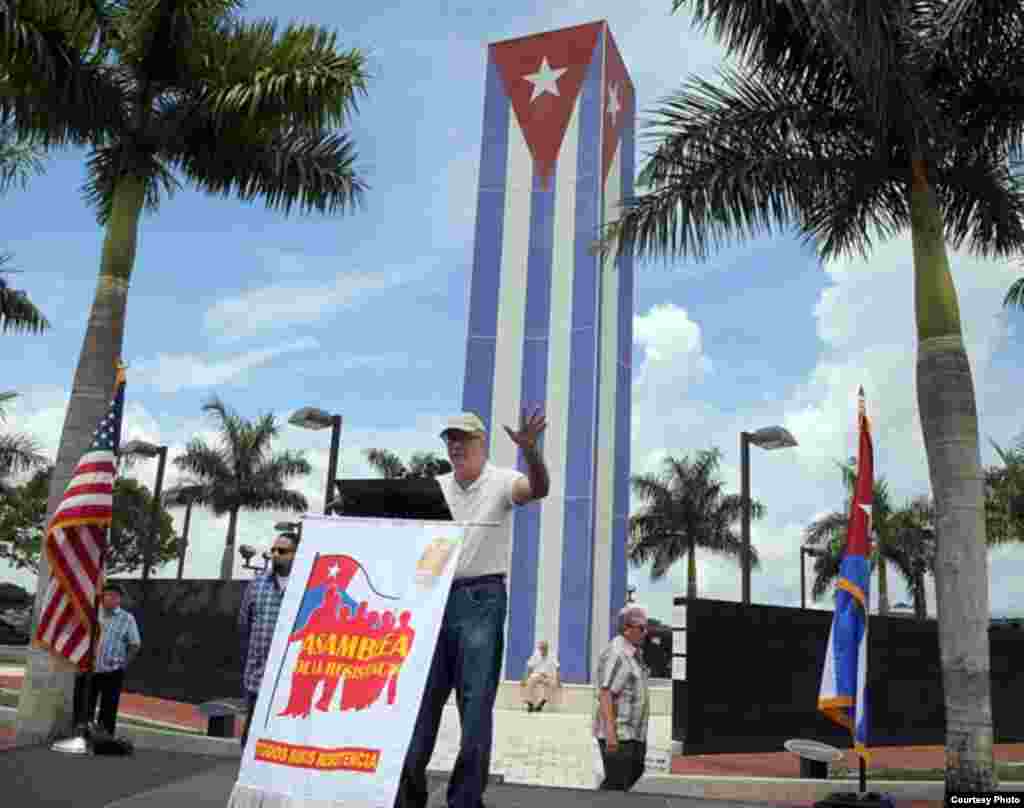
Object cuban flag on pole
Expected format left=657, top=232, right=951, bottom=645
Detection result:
left=818, top=387, right=873, bottom=761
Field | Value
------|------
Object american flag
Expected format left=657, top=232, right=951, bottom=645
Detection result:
left=34, top=365, right=126, bottom=670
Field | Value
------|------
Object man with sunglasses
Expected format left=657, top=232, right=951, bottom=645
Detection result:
left=238, top=533, right=299, bottom=748
left=593, top=603, right=651, bottom=791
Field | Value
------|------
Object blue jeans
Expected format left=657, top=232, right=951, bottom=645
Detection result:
left=395, top=576, right=507, bottom=808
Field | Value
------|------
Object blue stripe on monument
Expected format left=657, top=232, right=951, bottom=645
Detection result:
left=558, top=41, right=603, bottom=684
left=506, top=164, right=556, bottom=679
left=608, top=87, right=636, bottom=635
left=462, top=50, right=510, bottom=425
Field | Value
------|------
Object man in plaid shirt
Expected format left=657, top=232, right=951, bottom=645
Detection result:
left=76, top=583, right=141, bottom=736
left=593, top=603, right=651, bottom=791
left=238, top=532, right=298, bottom=748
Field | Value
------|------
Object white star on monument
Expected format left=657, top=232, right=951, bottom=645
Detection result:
left=327, top=562, right=340, bottom=579
left=523, top=57, right=568, bottom=102
left=607, top=81, right=621, bottom=126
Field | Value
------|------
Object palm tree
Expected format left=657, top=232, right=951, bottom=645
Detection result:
left=607, top=1, right=1019, bottom=790
left=0, top=252, right=49, bottom=335
left=0, top=392, right=47, bottom=492
left=364, top=448, right=452, bottom=479
left=628, top=448, right=762, bottom=598
left=173, top=397, right=311, bottom=580
left=5, top=2, right=367, bottom=741
left=986, top=439, right=1024, bottom=545
left=887, top=497, right=939, bottom=620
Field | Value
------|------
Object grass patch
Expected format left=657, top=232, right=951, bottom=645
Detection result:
left=822, top=764, right=1024, bottom=783
left=0, top=688, right=208, bottom=737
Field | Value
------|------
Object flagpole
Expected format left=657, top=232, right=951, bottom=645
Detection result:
left=263, top=551, right=320, bottom=731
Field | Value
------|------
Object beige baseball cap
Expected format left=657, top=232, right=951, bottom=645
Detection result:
left=440, top=412, right=487, bottom=438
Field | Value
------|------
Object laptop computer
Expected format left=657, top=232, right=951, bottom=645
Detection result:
left=330, top=478, right=453, bottom=521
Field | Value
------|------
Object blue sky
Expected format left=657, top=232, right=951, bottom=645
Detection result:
left=3, top=0, right=1023, bottom=623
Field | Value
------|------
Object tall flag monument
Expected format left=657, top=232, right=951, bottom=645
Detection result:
left=818, top=388, right=873, bottom=762
left=462, top=21, right=634, bottom=682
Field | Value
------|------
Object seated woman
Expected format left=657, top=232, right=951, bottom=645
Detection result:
left=521, top=640, right=560, bottom=712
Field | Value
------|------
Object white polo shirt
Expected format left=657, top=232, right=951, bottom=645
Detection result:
left=436, top=462, right=527, bottom=579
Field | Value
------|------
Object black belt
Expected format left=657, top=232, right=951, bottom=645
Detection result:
left=450, top=573, right=506, bottom=590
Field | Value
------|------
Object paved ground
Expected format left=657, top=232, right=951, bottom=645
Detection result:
left=1, top=666, right=670, bottom=787
left=0, top=746, right=800, bottom=808
left=2, top=662, right=1021, bottom=808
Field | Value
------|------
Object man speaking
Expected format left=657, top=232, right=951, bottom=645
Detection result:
left=395, top=407, right=549, bottom=808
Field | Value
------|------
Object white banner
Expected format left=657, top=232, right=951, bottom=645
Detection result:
left=228, top=515, right=466, bottom=808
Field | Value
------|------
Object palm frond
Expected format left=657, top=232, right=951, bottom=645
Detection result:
left=932, top=0, right=1024, bottom=57
left=168, top=120, right=365, bottom=216
left=172, top=440, right=231, bottom=486
left=1005, top=276, right=1024, bottom=310
left=804, top=510, right=847, bottom=548
left=188, top=17, right=368, bottom=133
left=936, top=159, right=1024, bottom=257
left=0, top=432, right=48, bottom=477
left=809, top=542, right=844, bottom=600
left=0, top=122, right=45, bottom=193
left=364, top=448, right=407, bottom=479
left=1, top=3, right=126, bottom=145
left=0, top=255, right=50, bottom=334
left=610, top=67, right=890, bottom=262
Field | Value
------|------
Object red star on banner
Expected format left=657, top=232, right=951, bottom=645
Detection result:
left=602, top=28, right=633, bottom=186
left=492, top=21, right=603, bottom=188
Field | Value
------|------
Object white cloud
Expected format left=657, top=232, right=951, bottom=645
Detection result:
left=203, top=253, right=400, bottom=340
left=131, top=337, right=319, bottom=393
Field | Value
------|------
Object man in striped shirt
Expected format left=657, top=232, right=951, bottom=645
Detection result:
left=238, top=532, right=297, bottom=748
left=81, top=583, right=141, bottom=735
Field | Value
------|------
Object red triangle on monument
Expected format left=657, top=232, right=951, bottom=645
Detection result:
left=602, top=29, right=633, bottom=186
left=492, top=21, right=604, bottom=188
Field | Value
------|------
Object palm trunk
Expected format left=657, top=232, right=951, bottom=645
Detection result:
left=687, top=536, right=697, bottom=599
left=877, top=556, right=889, bottom=616
left=221, top=507, right=241, bottom=580
left=910, top=159, right=995, bottom=793
left=913, top=575, right=928, bottom=620
left=15, top=175, right=146, bottom=745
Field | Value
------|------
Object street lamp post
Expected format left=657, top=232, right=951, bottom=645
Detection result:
left=288, top=407, right=343, bottom=515
left=121, top=440, right=168, bottom=585
left=800, top=545, right=824, bottom=610
left=163, top=485, right=202, bottom=580
left=740, top=426, right=798, bottom=604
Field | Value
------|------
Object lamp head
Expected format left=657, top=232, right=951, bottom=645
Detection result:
left=121, top=439, right=164, bottom=458
left=288, top=407, right=337, bottom=430
left=748, top=426, right=798, bottom=450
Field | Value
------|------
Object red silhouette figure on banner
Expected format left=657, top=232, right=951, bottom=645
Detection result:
left=386, top=611, right=416, bottom=706
left=278, top=584, right=346, bottom=718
